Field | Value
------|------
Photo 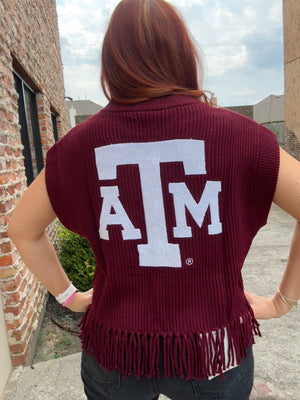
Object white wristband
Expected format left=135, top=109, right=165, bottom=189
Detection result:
left=55, top=283, right=77, bottom=304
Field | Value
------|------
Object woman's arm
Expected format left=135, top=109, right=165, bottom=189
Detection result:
left=245, top=147, right=300, bottom=319
left=7, top=168, right=93, bottom=313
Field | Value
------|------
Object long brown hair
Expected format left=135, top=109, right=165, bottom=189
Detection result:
left=101, top=0, right=209, bottom=104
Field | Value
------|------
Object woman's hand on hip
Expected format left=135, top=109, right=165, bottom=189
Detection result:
left=65, top=288, right=93, bottom=313
left=244, top=290, right=293, bottom=319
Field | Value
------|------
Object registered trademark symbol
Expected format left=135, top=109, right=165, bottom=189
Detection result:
left=185, top=258, right=193, bottom=265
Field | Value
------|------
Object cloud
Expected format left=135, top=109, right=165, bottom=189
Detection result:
left=186, top=1, right=282, bottom=71
left=62, top=62, right=106, bottom=105
left=57, top=0, right=118, bottom=64
left=56, top=0, right=284, bottom=107
left=243, top=30, right=283, bottom=70
left=204, top=64, right=284, bottom=107
left=172, top=0, right=204, bottom=8
left=181, top=0, right=284, bottom=105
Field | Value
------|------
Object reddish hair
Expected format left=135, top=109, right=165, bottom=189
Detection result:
left=101, top=0, right=209, bottom=104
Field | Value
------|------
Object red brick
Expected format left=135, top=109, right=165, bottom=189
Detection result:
left=2, top=89, right=10, bottom=99
left=15, top=182, right=21, bottom=191
left=6, top=318, right=22, bottom=331
left=6, top=111, right=13, bottom=122
left=4, top=290, right=21, bottom=304
left=10, top=125, right=17, bottom=134
left=11, top=349, right=29, bottom=366
left=6, top=185, right=15, bottom=196
left=16, top=277, right=28, bottom=295
left=0, top=133, right=7, bottom=143
left=5, top=147, right=12, bottom=156
left=13, top=323, right=30, bottom=341
left=0, top=199, right=13, bottom=213
left=0, top=214, right=10, bottom=226
left=19, top=265, right=28, bottom=278
left=0, top=121, right=9, bottom=131
left=5, top=302, right=24, bottom=316
left=1, top=274, right=21, bottom=292
left=0, top=254, right=14, bottom=267
left=0, top=231, right=8, bottom=239
left=4, top=76, right=12, bottom=89
left=9, top=341, right=27, bottom=354
left=38, top=112, right=47, bottom=120
left=0, top=174, right=9, bottom=184
left=0, top=241, right=12, bottom=253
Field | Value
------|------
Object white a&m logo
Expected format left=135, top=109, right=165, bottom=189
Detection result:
left=95, top=140, right=222, bottom=268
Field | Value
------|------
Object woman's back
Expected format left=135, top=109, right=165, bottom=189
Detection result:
left=45, top=94, right=279, bottom=379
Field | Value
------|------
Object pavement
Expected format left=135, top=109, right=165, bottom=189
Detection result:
left=3, top=204, right=300, bottom=400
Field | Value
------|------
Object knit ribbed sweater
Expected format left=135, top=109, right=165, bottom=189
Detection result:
left=45, top=95, right=279, bottom=380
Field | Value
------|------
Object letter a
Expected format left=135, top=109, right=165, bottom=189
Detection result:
left=99, top=186, right=141, bottom=240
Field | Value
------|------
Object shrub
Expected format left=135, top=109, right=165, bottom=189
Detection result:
left=56, top=224, right=95, bottom=292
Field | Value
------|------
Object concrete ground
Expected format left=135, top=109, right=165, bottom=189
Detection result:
left=3, top=204, right=300, bottom=400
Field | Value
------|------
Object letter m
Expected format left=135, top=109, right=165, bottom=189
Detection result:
left=169, top=181, right=222, bottom=237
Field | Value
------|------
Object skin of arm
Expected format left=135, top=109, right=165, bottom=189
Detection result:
left=245, top=147, right=300, bottom=319
left=7, top=168, right=93, bottom=313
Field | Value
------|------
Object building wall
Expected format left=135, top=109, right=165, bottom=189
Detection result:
left=253, top=95, right=284, bottom=125
left=66, top=100, right=103, bottom=128
left=225, top=105, right=253, bottom=120
left=0, top=0, right=69, bottom=379
left=225, top=99, right=284, bottom=145
left=283, top=0, right=300, bottom=159
left=0, top=293, right=12, bottom=398
left=253, top=95, right=285, bottom=145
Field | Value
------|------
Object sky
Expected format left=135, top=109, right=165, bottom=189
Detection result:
left=56, top=0, right=284, bottom=108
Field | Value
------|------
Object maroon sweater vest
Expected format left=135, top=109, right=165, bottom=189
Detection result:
left=46, top=95, right=279, bottom=379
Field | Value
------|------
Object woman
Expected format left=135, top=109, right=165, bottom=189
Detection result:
left=8, top=0, right=299, bottom=399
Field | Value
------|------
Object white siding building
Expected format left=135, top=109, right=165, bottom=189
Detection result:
left=253, top=95, right=284, bottom=145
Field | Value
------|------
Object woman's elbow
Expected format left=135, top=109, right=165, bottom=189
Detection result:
left=7, top=216, right=23, bottom=243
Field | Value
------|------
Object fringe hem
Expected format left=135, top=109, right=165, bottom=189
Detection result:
left=79, top=306, right=260, bottom=380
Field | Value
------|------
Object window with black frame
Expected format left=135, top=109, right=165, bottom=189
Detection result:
left=51, top=111, right=59, bottom=142
left=13, top=71, right=44, bottom=185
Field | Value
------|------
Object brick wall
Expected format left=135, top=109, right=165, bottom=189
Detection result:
left=0, top=0, right=69, bottom=366
left=283, top=0, right=300, bottom=160
left=284, top=127, right=300, bottom=160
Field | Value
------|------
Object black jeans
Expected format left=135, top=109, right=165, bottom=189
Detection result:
left=81, top=347, right=254, bottom=400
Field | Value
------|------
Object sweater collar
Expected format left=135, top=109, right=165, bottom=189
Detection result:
left=102, top=95, right=200, bottom=113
